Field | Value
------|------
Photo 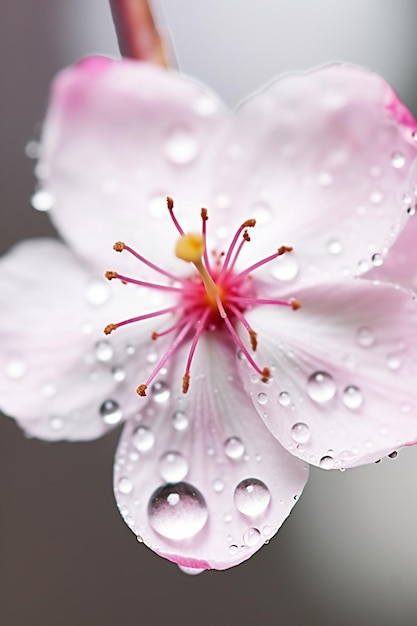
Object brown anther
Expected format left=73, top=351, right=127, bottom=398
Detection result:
left=249, top=330, right=258, bottom=351
left=137, top=384, right=148, bottom=397
left=104, top=323, right=117, bottom=335
left=113, top=241, right=125, bottom=252
left=166, top=196, right=174, bottom=211
left=182, top=372, right=190, bottom=394
left=291, top=299, right=301, bottom=311
left=277, top=246, right=293, bottom=256
left=105, top=271, right=118, bottom=280
left=261, top=367, right=271, bottom=383
left=201, top=207, right=208, bottom=221
left=243, top=230, right=251, bottom=242
left=243, top=219, right=256, bottom=228
left=151, top=331, right=159, bottom=340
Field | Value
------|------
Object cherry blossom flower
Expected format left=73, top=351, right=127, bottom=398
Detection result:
left=1, top=56, right=417, bottom=570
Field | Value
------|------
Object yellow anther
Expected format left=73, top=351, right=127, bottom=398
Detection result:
left=175, top=233, right=205, bottom=263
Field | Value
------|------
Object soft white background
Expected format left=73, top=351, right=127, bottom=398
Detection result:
left=1, top=1, right=417, bottom=624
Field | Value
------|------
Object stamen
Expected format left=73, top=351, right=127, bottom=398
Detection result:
left=201, top=208, right=212, bottom=273
left=105, top=270, right=183, bottom=293
left=113, top=240, right=182, bottom=283
left=223, top=315, right=270, bottom=382
left=228, top=294, right=301, bottom=310
left=231, top=246, right=293, bottom=281
left=182, top=309, right=210, bottom=393
left=218, top=219, right=256, bottom=279
left=103, top=305, right=179, bottom=335
left=167, top=196, right=185, bottom=236
left=227, top=302, right=258, bottom=351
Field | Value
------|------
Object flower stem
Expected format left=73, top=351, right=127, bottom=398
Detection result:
left=109, top=0, right=173, bottom=66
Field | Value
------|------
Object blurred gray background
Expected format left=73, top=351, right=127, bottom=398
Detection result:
left=1, top=1, right=417, bottom=624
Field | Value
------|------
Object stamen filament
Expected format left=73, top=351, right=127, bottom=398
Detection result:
left=218, top=219, right=256, bottom=279
left=167, top=196, right=185, bottom=236
left=105, top=271, right=183, bottom=293
left=223, top=316, right=270, bottom=381
left=228, top=295, right=301, bottom=310
left=232, top=246, right=293, bottom=282
left=182, top=308, right=210, bottom=393
left=113, top=241, right=183, bottom=283
left=104, top=305, right=178, bottom=335
left=200, top=208, right=212, bottom=274
left=227, top=303, right=257, bottom=350
left=152, top=309, right=202, bottom=339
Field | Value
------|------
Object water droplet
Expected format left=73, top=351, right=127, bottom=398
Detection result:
left=291, top=422, right=311, bottom=444
left=271, top=253, right=299, bottom=281
left=407, top=205, right=416, bottom=216
left=159, top=451, right=188, bottom=482
left=357, top=327, right=375, bottom=347
left=164, top=127, right=199, bottom=165
left=85, top=281, right=109, bottom=306
left=178, top=565, right=206, bottom=576
left=5, top=359, right=27, bottom=379
left=358, top=259, right=370, bottom=273
left=412, top=130, right=417, bottom=143
left=172, top=411, right=189, bottom=431
left=234, top=478, right=271, bottom=516
left=307, top=371, right=336, bottom=403
left=25, top=139, right=40, bottom=159
left=95, top=340, right=114, bottom=363
left=49, top=416, right=64, bottom=430
left=391, top=151, right=405, bottom=169
left=386, top=352, right=401, bottom=371
left=213, top=479, right=224, bottom=493
left=151, top=381, right=170, bottom=403
left=327, top=238, right=343, bottom=255
left=133, top=426, right=155, bottom=452
left=243, top=527, right=261, bottom=547
left=148, top=482, right=208, bottom=540
left=41, top=383, right=56, bottom=398
left=319, top=455, right=335, bottom=470
left=31, top=188, right=54, bottom=212
left=388, top=450, right=398, bottom=459
left=112, top=365, right=126, bottom=382
left=257, top=392, right=268, bottom=405
left=278, top=391, right=291, bottom=407
left=228, top=544, right=239, bottom=555
left=118, top=477, right=133, bottom=494
left=370, top=190, right=384, bottom=204
left=342, top=386, right=363, bottom=409
left=224, top=436, right=245, bottom=460
left=371, top=253, right=383, bottom=267
left=100, top=399, right=123, bottom=425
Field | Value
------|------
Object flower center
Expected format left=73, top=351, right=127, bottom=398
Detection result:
left=104, top=197, right=300, bottom=396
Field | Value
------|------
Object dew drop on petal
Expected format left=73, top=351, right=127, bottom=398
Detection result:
left=25, top=139, right=40, bottom=159
left=307, top=372, right=336, bottom=403
left=133, top=426, right=155, bottom=452
left=243, top=527, right=261, bottom=547
left=31, top=188, right=54, bottom=212
left=291, top=422, right=311, bottom=444
left=319, top=455, right=335, bottom=470
left=370, top=190, right=384, bottom=205
left=163, top=127, right=199, bottom=165
left=391, top=151, right=405, bottom=169
left=85, top=281, right=109, bottom=306
left=327, top=238, right=343, bottom=255
left=95, top=340, right=114, bottom=362
left=271, top=254, right=299, bottom=281
left=386, top=353, right=402, bottom=371
left=112, top=365, right=126, bottom=382
left=172, top=411, right=189, bottom=431
left=371, top=253, right=383, bottom=267
left=213, top=479, right=224, bottom=493
left=278, top=391, right=291, bottom=407
left=151, top=381, right=170, bottom=403
left=148, top=482, right=208, bottom=540
left=224, top=436, right=245, bottom=460
left=228, top=544, right=239, bottom=555
left=158, top=451, right=188, bottom=483
left=49, top=416, right=64, bottom=431
left=178, top=565, right=206, bottom=576
left=100, top=399, right=123, bottom=425
left=5, top=359, right=27, bottom=379
left=234, top=478, right=271, bottom=517
left=118, top=477, right=133, bottom=494
left=257, top=392, right=268, bottom=405
left=342, top=386, right=363, bottom=409
left=357, top=327, right=375, bottom=347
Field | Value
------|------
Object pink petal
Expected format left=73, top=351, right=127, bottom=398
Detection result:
left=0, top=239, right=175, bottom=440
left=113, top=334, right=307, bottom=570
left=237, top=278, right=417, bottom=468
left=38, top=56, right=229, bottom=276
left=210, top=64, right=417, bottom=286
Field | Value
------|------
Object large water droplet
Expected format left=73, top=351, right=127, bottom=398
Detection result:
left=291, top=422, right=311, bottom=444
left=224, top=436, right=245, bottom=460
left=178, top=565, right=206, bottom=576
left=31, top=188, right=54, bottom=212
left=148, top=482, right=208, bottom=540
left=278, top=391, right=291, bottom=407
left=319, top=455, right=335, bottom=469
left=151, top=381, right=170, bottom=403
left=234, top=478, right=271, bottom=516
left=118, top=477, right=133, bottom=494
left=243, top=527, right=261, bottom=547
left=100, top=399, right=123, bottom=425
left=371, top=253, right=383, bottom=267
left=158, top=451, right=188, bottom=482
left=257, top=392, right=268, bottom=405
left=342, top=386, right=363, bottom=409
left=357, top=327, right=375, bottom=347
left=271, top=253, right=299, bottom=281
left=95, top=340, right=114, bottom=363
left=391, top=151, right=405, bottom=169
left=172, top=411, right=189, bottom=431
left=163, top=127, right=199, bottom=165
left=307, top=372, right=336, bottom=403
left=133, top=426, right=155, bottom=452
left=327, top=238, right=343, bottom=255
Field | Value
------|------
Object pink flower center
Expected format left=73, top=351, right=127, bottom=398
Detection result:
left=104, top=197, right=300, bottom=396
